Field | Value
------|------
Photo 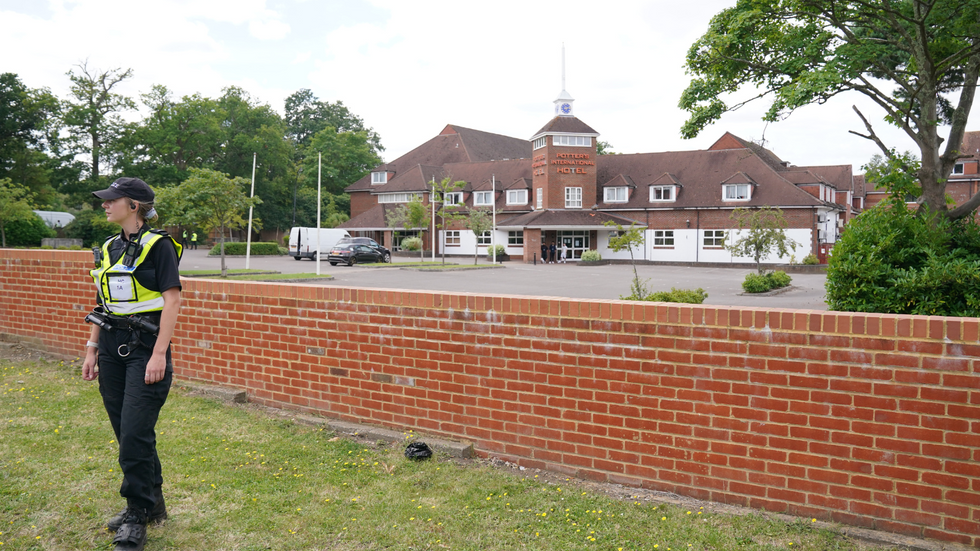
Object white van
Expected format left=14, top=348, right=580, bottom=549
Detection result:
left=288, top=227, right=351, bottom=260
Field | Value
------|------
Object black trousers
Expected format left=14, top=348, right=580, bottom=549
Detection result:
left=98, top=327, right=172, bottom=510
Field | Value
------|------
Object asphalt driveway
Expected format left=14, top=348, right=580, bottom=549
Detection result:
left=180, top=249, right=829, bottom=311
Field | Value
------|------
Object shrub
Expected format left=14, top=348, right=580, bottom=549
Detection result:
left=742, top=272, right=772, bottom=293
left=647, top=287, right=708, bottom=303
left=401, top=237, right=422, bottom=251
left=741, top=270, right=792, bottom=293
left=4, top=214, right=55, bottom=247
left=580, top=250, right=602, bottom=262
left=767, top=270, right=792, bottom=288
left=826, top=205, right=980, bottom=316
left=486, top=244, right=506, bottom=259
left=208, top=242, right=282, bottom=255
left=801, top=253, right=819, bottom=265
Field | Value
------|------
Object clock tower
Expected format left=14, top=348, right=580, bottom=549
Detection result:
left=554, top=89, right=574, bottom=117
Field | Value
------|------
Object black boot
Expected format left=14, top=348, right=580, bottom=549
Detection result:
left=107, top=488, right=167, bottom=532
left=111, top=507, right=148, bottom=551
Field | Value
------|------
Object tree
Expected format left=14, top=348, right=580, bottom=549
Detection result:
left=299, top=126, right=382, bottom=197
left=462, top=207, right=495, bottom=265
left=156, top=168, right=260, bottom=276
left=680, top=0, right=980, bottom=220
left=596, top=140, right=616, bottom=155
left=61, top=61, right=136, bottom=184
left=385, top=195, right=430, bottom=261
left=120, top=85, right=225, bottom=186
left=605, top=221, right=648, bottom=299
left=430, top=177, right=466, bottom=264
left=284, top=88, right=383, bottom=155
left=0, top=179, right=36, bottom=247
left=0, top=73, right=64, bottom=207
left=725, top=207, right=799, bottom=274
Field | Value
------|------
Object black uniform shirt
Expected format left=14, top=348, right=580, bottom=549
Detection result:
left=105, top=228, right=182, bottom=294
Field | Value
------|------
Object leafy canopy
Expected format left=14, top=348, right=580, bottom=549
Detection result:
left=0, top=178, right=36, bottom=247
left=681, top=0, right=980, bottom=218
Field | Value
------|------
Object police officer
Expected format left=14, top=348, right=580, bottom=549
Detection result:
left=82, top=177, right=182, bottom=551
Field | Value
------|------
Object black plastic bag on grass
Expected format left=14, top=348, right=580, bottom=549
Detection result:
left=404, top=441, right=432, bottom=461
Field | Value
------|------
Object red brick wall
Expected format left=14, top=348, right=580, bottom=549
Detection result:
left=2, top=249, right=979, bottom=547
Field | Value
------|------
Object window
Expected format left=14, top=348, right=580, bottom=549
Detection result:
left=723, top=184, right=750, bottom=201
left=654, top=230, right=674, bottom=247
left=604, top=187, right=628, bottom=203
left=953, top=163, right=964, bottom=174
left=445, top=230, right=460, bottom=246
left=477, top=231, right=492, bottom=245
left=607, top=231, right=621, bottom=246
left=443, top=192, right=463, bottom=205
left=650, top=186, right=674, bottom=202
left=474, top=191, right=493, bottom=206
left=703, top=230, right=726, bottom=247
left=371, top=172, right=387, bottom=185
left=508, top=231, right=524, bottom=245
left=565, top=187, right=582, bottom=208
left=378, top=192, right=421, bottom=203
left=507, top=189, right=528, bottom=205
left=533, top=137, right=547, bottom=150
left=553, top=135, right=591, bottom=147
left=536, top=188, right=543, bottom=209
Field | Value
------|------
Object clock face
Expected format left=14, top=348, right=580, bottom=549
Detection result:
left=560, top=103, right=572, bottom=114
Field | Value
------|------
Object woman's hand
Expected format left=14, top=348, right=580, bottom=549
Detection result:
left=145, top=351, right=167, bottom=384
left=82, top=348, right=98, bottom=381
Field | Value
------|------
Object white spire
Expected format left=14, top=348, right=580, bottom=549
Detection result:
left=554, top=44, right=574, bottom=116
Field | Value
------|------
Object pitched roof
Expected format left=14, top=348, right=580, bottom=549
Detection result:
left=709, top=132, right=788, bottom=172
left=531, top=116, right=600, bottom=139
left=338, top=203, right=400, bottom=231
left=593, top=149, right=828, bottom=210
left=345, top=125, right=530, bottom=193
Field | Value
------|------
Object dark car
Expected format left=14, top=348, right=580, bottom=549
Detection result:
left=327, top=244, right=385, bottom=266
left=335, top=237, right=391, bottom=262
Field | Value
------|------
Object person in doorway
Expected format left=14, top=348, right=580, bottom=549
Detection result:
left=540, top=242, right=547, bottom=264
left=82, top=177, right=182, bottom=551
left=561, top=241, right=569, bottom=263
left=549, top=241, right=557, bottom=264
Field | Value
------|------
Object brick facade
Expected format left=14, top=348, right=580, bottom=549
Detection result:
left=2, top=249, right=978, bottom=547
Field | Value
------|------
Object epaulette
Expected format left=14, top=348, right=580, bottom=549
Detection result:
left=149, top=228, right=170, bottom=238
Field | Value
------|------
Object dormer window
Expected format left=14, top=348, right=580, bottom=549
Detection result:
left=650, top=186, right=675, bottom=202
left=474, top=191, right=493, bottom=206
left=371, top=172, right=387, bottom=185
left=604, top=187, right=628, bottom=203
left=507, top=189, right=528, bottom=205
left=723, top=184, right=751, bottom=201
left=953, top=163, right=964, bottom=174
left=443, top=192, right=463, bottom=205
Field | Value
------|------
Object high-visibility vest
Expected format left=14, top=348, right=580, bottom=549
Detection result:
left=90, top=231, right=182, bottom=316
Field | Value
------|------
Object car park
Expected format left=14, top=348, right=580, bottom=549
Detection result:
left=327, top=244, right=386, bottom=266
left=334, top=237, right=391, bottom=262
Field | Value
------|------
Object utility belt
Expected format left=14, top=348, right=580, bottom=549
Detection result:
left=85, top=307, right=161, bottom=357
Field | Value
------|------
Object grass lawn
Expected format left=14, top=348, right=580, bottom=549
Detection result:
left=0, top=357, right=900, bottom=551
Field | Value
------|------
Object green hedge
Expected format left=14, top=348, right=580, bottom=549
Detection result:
left=208, top=242, right=283, bottom=256
left=4, top=215, right=55, bottom=247
left=401, top=237, right=422, bottom=251
left=826, top=206, right=980, bottom=316
left=580, top=250, right=602, bottom=261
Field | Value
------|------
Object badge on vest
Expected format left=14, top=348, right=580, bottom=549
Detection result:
left=107, top=273, right=137, bottom=301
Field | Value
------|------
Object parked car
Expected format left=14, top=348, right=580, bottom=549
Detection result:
left=335, top=237, right=391, bottom=262
left=327, top=244, right=386, bottom=266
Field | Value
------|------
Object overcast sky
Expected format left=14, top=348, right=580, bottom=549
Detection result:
left=2, top=0, right=950, bottom=174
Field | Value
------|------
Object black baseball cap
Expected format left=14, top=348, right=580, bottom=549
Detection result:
left=92, top=177, right=155, bottom=202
